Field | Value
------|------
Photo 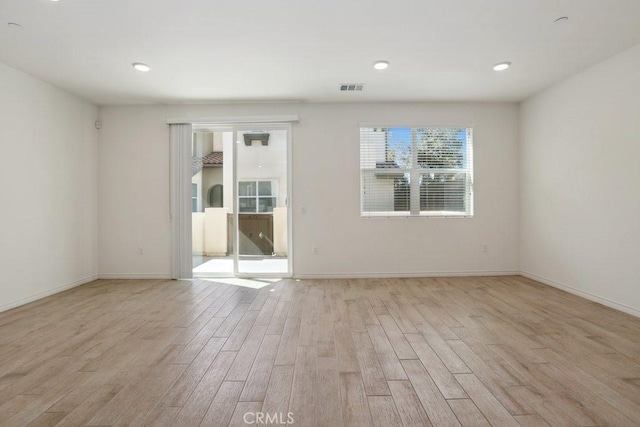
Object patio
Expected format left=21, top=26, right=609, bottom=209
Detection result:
left=192, top=255, right=288, bottom=276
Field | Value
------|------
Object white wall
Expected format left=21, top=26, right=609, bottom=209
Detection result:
left=0, top=62, right=98, bottom=311
left=98, top=102, right=519, bottom=278
left=520, top=43, right=640, bottom=316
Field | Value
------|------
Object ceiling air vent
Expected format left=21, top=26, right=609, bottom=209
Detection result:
left=340, top=84, right=364, bottom=92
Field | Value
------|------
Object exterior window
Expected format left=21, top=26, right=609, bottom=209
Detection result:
left=238, top=180, right=277, bottom=213
left=360, top=127, right=473, bottom=217
left=192, top=183, right=199, bottom=212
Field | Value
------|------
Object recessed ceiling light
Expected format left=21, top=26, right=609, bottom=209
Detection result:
left=373, top=60, right=389, bottom=70
left=132, top=62, right=151, bottom=72
left=493, top=61, right=511, bottom=71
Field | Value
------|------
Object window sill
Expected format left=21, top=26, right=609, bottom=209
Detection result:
left=362, top=211, right=473, bottom=219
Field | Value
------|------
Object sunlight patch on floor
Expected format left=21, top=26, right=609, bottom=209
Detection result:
left=193, top=257, right=288, bottom=275
left=199, top=277, right=281, bottom=289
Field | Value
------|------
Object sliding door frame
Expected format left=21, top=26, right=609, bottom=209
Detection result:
left=232, top=123, right=293, bottom=279
left=169, top=116, right=296, bottom=279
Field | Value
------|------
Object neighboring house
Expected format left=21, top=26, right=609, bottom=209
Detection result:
left=192, top=151, right=224, bottom=212
left=192, top=132, right=225, bottom=213
left=191, top=131, right=289, bottom=257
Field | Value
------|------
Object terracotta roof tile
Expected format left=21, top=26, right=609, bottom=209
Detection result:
left=192, top=151, right=223, bottom=176
left=202, top=151, right=223, bottom=166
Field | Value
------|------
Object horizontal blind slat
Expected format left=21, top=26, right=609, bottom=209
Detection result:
left=361, top=127, right=473, bottom=217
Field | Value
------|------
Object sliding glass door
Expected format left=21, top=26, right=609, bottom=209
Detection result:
left=191, top=124, right=291, bottom=278
left=234, top=126, right=291, bottom=277
left=191, top=128, right=235, bottom=276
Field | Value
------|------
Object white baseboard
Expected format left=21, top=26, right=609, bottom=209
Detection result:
left=0, top=274, right=99, bottom=314
left=521, top=271, right=640, bottom=318
left=98, top=273, right=172, bottom=280
left=294, top=270, right=519, bottom=280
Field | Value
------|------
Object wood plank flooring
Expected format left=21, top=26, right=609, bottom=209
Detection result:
left=0, top=276, right=639, bottom=426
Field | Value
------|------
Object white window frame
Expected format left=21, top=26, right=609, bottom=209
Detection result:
left=360, top=126, right=474, bottom=218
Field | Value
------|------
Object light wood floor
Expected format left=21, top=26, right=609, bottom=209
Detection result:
left=1, top=276, right=639, bottom=426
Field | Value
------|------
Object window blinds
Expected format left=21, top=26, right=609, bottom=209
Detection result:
left=360, top=127, right=473, bottom=217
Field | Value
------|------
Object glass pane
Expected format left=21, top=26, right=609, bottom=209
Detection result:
left=236, top=128, right=289, bottom=276
left=360, top=127, right=412, bottom=170
left=192, top=198, right=198, bottom=213
left=238, top=181, right=255, bottom=197
left=258, top=181, right=272, bottom=196
left=416, top=127, right=466, bottom=169
left=258, top=197, right=276, bottom=213
left=192, top=130, right=234, bottom=278
left=393, top=177, right=410, bottom=211
left=192, top=183, right=198, bottom=197
left=361, top=170, right=411, bottom=214
left=239, top=197, right=256, bottom=213
left=420, top=173, right=466, bottom=212
left=387, top=127, right=413, bottom=169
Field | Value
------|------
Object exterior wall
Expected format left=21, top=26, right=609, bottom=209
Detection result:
left=236, top=129, right=288, bottom=209
left=194, top=129, right=289, bottom=257
left=273, top=207, right=288, bottom=256
left=361, top=127, right=395, bottom=213
left=192, top=212, right=205, bottom=255
left=202, top=167, right=223, bottom=208
left=204, top=208, right=230, bottom=256
left=361, top=171, right=395, bottom=213
left=191, top=170, right=202, bottom=212
left=223, top=132, right=234, bottom=209
left=193, top=132, right=213, bottom=157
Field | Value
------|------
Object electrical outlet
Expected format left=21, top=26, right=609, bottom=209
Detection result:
left=139, top=247, right=144, bottom=255
left=312, top=246, right=319, bottom=255
left=301, top=206, right=307, bottom=214
left=482, top=244, right=488, bottom=253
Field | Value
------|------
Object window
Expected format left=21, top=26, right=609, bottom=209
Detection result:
left=192, top=183, right=199, bottom=212
left=360, top=127, right=473, bottom=217
left=238, top=180, right=277, bottom=213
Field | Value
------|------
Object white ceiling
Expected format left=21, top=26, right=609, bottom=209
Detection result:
left=1, top=0, right=639, bottom=106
